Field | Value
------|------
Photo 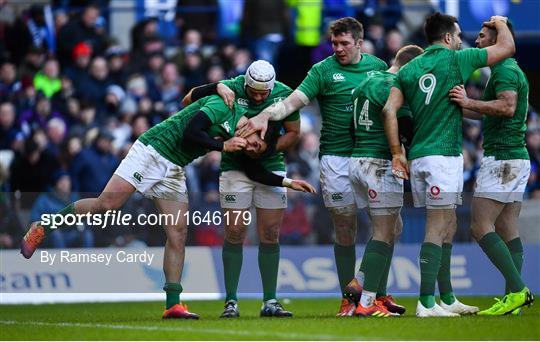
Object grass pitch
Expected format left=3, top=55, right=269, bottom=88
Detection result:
left=1, top=297, right=539, bottom=340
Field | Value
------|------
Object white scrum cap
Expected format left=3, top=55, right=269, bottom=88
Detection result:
left=245, top=60, right=275, bottom=91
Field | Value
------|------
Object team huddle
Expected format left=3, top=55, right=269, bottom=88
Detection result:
left=21, top=13, right=533, bottom=319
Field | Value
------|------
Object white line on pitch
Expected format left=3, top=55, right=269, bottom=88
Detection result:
left=0, top=320, right=352, bottom=340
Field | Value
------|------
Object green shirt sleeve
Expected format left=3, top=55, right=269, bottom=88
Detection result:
left=297, top=64, right=324, bottom=100
left=220, top=76, right=242, bottom=93
left=200, top=96, right=232, bottom=124
left=456, top=48, right=488, bottom=82
left=492, top=67, right=519, bottom=94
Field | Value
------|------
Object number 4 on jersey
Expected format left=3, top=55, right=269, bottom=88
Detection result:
left=354, top=98, right=373, bottom=131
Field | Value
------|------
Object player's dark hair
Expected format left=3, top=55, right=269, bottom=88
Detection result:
left=424, top=12, right=458, bottom=44
left=394, top=45, right=424, bottom=67
left=483, top=20, right=515, bottom=42
left=329, top=17, right=364, bottom=41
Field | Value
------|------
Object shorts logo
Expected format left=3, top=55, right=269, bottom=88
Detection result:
left=331, top=192, right=344, bottom=201
left=133, top=172, right=143, bottom=183
left=224, top=194, right=237, bottom=202
left=237, top=98, right=249, bottom=107
left=281, top=194, right=287, bottom=205
left=368, top=189, right=377, bottom=199
left=430, top=186, right=441, bottom=197
left=332, top=73, right=345, bottom=82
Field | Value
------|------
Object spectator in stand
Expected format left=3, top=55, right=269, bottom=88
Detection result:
left=56, top=4, right=107, bottom=66
left=366, top=20, right=385, bottom=57
left=18, top=47, right=45, bottom=81
left=182, top=49, right=206, bottom=92
left=6, top=5, right=53, bottom=65
left=58, top=135, right=82, bottom=170
left=176, top=0, right=218, bottom=44
left=19, top=93, right=65, bottom=136
left=51, top=75, right=79, bottom=126
left=70, top=129, right=119, bottom=194
left=130, top=17, right=159, bottom=58
left=381, top=29, right=404, bottom=65
left=70, top=101, right=98, bottom=143
left=64, top=42, right=92, bottom=86
left=33, top=58, right=62, bottom=98
left=30, top=170, right=94, bottom=248
left=129, top=114, right=149, bottom=143
left=241, top=0, right=289, bottom=66
left=0, top=62, right=21, bottom=101
left=10, top=137, right=60, bottom=208
left=143, top=51, right=165, bottom=102
left=206, top=64, right=225, bottom=84
left=78, top=56, right=111, bottom=122
left=228, top=49, right=251, bottom=78
left=158, top=62, right=182, bottom=114
left=105, top=45, right=128, bottom=87
left=104, top=84, right=125, bottom=118
left=0, top=102, right=23, bottom=151
left=45, top=117, right=66, bottom=157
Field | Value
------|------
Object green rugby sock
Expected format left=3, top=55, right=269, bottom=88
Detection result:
left=360, top=240, right=391, bottom=293
left=334, top=243, right=356, bottom=295
left=222, top=241, right=243, bottom=301
left=506, top=237, right=524, bottom=294
left=377, top=243, right=394, bottom=297
left=438, top=243, right=455, bottom=305
left=259, top=243, right=280, bottom=301
left=419, top=242, right=442, bottom=308
left=479, top=232, right=525, bottom=293
left=164, top=282, right=182, bottom=309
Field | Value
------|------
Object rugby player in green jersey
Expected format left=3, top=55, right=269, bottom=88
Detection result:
left=344, top=45, right=424, bottom=318
left=382, top=12, right=517, bottom=317
left=21, top=95, right=315, bottom=319
left=183, top=60, right=301, bottom=318
left=448, top=21, right=533, bottom=316
left=237, top=17, right=388, bottom=316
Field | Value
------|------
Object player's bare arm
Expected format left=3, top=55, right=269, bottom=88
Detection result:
left=276, top=119, right=300, bottom=151
left=182, top=83, right=235, bottom=109
left=236, top=89, right=309, bottom=139
left=449, top=84, right=517, bottom=118
left=382, top=87, right=409, bottom=180
left=484, top=16, right=516, bottom=66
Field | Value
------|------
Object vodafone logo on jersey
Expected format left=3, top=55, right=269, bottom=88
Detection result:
left=368, top=189, right=377, bottom=199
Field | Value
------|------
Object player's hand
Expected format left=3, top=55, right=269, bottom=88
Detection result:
left=289, top=180, right=317, bottom=194
left=236, top=112, right=270, bottom=139
left=448, top=84, right=470, bottom=108
left=391, top=152, right=409, bottom=180
left=223, top=137, right=247, bottom=152
left=483, top=16, right=507, bottom=29
left=490, top=15, right=508, bottom=24
left=217, top=83, right=235, bottom=109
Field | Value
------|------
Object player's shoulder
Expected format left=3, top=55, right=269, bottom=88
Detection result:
left=311, top=55, right=338, bottom=72
left=492, top=58, right=522, bottom=74
left=361, top=53, right=388, bottom=68
left=273, top=80, right=293, bottom=95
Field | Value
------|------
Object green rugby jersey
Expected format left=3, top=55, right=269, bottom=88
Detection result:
left=394, top=45, right=488, bottom=160
left=298, top=54, right=387, bottom=157
left=351, top=71, right=411, bottom=160
left=482, top=58, right=529, bottom=160
left=219, top=75, right=300, bottom=172
left=139, top=95, right=245, bottom=167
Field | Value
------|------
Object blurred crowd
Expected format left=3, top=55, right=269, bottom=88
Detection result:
left=0, top=0, right=539, bottom=250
